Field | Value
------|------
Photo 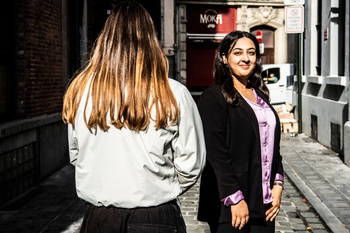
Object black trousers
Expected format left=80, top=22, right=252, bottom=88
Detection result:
left=80, top=200, right=186, bottom=233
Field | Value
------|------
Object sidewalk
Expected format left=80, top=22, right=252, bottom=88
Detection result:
left=280, top=133, right=350, bottom=233
left=1, top=133, right=349, bottom=232
left=0, top=165, right=84, bottom=233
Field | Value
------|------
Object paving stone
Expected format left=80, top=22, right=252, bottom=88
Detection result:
left=291, top=223, right=307, bottom=231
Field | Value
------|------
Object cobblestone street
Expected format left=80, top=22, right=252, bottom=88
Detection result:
left=179, top=175, right=330, bottom=233
left=1, top=134, right=349, bottom=233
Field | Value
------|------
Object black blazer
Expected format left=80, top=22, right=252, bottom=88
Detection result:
left=197, top=84, right=283, bottom=223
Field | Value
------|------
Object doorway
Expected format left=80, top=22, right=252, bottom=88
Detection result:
left=251, top=27, right=275, bottom=64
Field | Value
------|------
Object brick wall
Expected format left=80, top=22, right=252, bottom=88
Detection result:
left=16, top=0, right=63, bottom=118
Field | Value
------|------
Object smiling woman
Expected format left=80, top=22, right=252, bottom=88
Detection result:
left=197, top=30, right=284, bottom=233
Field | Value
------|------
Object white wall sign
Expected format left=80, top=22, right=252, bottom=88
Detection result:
left=284, top=0, right=305, bottom=5
left=285, top=6, right=304, bottom=33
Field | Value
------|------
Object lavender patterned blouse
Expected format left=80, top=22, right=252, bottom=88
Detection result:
left=221, top=89, right=284, bottom=206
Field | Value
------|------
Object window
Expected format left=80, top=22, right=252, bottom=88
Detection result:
left=261, top=67, right=280, bottom=84
left=315, top=0, right=322, bottom=75
left=334, top=0, right=345, bottom=76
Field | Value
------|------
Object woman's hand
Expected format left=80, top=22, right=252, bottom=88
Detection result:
left=265, top=184, right=283, bottom=221
left=230, top=200, right=249, bottom=230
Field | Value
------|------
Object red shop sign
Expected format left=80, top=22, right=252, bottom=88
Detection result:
left=187, top=5, right=237, bottom=34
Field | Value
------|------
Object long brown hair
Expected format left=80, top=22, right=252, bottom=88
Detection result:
left=62, top=1, right=179, bottom=131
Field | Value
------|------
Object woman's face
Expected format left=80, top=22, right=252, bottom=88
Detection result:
left=225, top=37, right=257, bottom=81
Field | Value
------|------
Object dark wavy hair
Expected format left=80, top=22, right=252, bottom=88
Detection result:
left=214, top=30, right=270, bottom=105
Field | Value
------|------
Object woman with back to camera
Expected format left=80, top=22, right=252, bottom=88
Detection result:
left=62, top=1, right=206, bottom=232
left=197, top=30, right=284, bottom=233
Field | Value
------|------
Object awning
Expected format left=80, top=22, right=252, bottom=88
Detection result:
left=187, top=33, right=227, bottom=42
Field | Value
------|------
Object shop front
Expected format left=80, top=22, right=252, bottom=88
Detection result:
left=185, top=5, right=237, bottom=98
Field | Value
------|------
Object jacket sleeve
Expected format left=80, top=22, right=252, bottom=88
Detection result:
left=198, top=86, right=241, bottom=199
left=171, top=85, right=206, bottom=194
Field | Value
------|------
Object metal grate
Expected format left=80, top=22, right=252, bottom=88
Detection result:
left=311, top=114, right=318, bottom=141
left=330, top=122, right=341, bottom=154
left=0, top=143, right=37, bottom=208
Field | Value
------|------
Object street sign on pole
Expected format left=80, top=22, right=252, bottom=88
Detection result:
left=284, top=0, right=304, bottom=133
left=285, top=6, right=304, bottom=33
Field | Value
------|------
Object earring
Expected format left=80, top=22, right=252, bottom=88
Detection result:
left=223, top=57, right=227, bottom=64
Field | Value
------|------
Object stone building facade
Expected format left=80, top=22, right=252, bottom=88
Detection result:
left=301, top=0, right=350, bottom=165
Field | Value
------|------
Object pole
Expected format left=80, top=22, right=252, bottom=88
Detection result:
left=298, top=32, right=303, bottom=133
